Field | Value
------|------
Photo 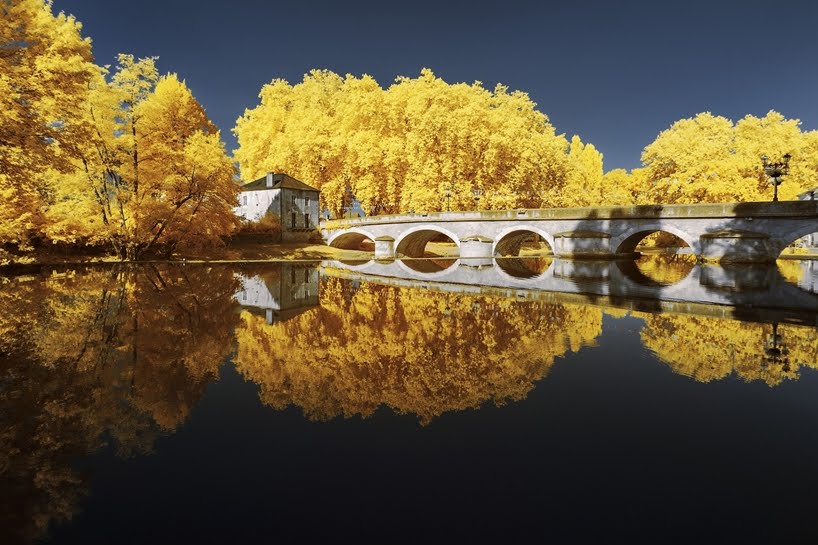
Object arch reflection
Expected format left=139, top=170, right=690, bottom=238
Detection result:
left=398, top=257, right=458, bottom=274
left=495, top=256, right=553, bottom=279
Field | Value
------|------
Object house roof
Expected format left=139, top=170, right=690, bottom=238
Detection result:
left=239, top=172, right=319, bottom=193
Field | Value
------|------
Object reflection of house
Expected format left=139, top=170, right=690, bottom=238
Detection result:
left=798, top=188, right=818, bottom=248
left=234, top=265, right=320, bottom=324
left=234, top=172, right=320, bottom=242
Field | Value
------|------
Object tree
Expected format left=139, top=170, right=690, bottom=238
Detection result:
left=0, top=0, right=98, bottom=248
left=640, top=111, right=818, bottom=204
left=560, top=136, right=604, bottom=207
left=233, top=69, right=571, bottom=216
left=58, top=58, right=239, bottom=259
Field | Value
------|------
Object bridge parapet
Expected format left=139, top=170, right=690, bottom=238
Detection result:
left=321, top=201, right=818, bottom=231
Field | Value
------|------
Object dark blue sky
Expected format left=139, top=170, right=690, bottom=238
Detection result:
left=57, top=0, right=818, bottom=171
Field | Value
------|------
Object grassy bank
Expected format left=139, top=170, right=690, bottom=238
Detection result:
left=0, top=236, right=372, bottom=271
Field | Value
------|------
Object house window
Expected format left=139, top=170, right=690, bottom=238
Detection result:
left=304, top=213, right=310, bottom=227
left=291, top=211, right=296, bottom=229
left=241, top=195, right=247, bottom=206
left=291, top=268, right=296, bottom=283
left=291, top=195, right=296, bottom=207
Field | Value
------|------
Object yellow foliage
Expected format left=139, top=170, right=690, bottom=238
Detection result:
left=639, top=111, right=817, bottom=204
left=234, top=69, right=571, bottom=215
left=0, top=0, right=98, bottom=247
left=71, top=67, right=240, bottom=258
left=1, top=5, right=238, bottom=258
left=560, top=136, right=604, bottom=207
left=639, top=313, right=818, bottom=386
left=233, top=278, right=602, bottom=424
left=0, top=264, right=240, bottom=541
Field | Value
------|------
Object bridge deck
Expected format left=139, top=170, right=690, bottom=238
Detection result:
left=321, top=201, right=818, bottom=229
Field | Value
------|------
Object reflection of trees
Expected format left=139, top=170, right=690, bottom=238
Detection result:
left=0, top=265, right=239, bottom=544
left=776, top=259, right=806, bottom=285
left=633, top=254, right=696, bottom=285
left=234, top=278, right=602, bottom=424
left=639, top=313, right=818, bottom=386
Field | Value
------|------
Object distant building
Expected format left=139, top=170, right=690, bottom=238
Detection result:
left=234, top=172, right=320, bottom=242
left=798, top=187, right=818, bottom=248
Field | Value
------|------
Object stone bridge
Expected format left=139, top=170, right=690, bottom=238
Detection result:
left=320, top=201, right=818, bottom=263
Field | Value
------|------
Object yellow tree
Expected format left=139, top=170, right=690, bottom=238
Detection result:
left=234, top=69, right=570, bottom=216
left=560, top=136, right=604, bottom=207
left=60, top=57, right=239, bottom=259
left=0, top=0, right=98, bottom=247
left=128, top=74, right=238, bottom=256
left=601, top=168, right=637, bottom=206
left=640, top=111, right=818, bottom=204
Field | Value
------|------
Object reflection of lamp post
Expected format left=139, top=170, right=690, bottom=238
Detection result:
left=761, top=153, right=791, bottom=202
left=763, top=322, right=790, bottom=371
left=441, top=182, right=454, bottom=212
left=472, top=187, right=483, bottom=210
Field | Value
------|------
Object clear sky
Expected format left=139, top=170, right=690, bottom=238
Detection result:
left=57, top=0, right=818, bottom=172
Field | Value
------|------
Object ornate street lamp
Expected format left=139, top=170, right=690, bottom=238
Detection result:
left=761, top=153, right=792, bottom=202
left=441, top=182, right=454, bottom=212
left=472, top=187, right=483, bottom=210
left=763, top=322, right=790, bottom=371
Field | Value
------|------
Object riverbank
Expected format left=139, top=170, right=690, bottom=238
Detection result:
left=0, top=238, right=373, bottom=272
left=2, top=238, right=817, bottom=273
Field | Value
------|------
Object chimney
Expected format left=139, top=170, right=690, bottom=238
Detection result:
left=266, top=172, right=274, bottom=188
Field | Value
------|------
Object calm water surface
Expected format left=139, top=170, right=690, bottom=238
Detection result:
left=3, top=257, right=818, bottom=544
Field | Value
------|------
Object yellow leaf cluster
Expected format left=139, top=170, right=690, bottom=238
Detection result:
left=0, top=0, right=97, bottom=247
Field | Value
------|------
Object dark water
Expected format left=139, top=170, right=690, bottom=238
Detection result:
left=3, top=258, right=818, bottom=544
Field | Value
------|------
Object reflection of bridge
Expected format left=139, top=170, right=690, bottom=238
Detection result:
left=320, top=258, right=818, bottom=326
left=321, top=201, right=818, bottom=263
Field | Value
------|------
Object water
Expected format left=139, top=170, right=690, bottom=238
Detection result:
left=3, top=257, right=818, bottom=544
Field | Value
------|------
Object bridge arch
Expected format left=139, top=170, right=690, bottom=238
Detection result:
left=395, top=225, right=461, bottom=258
left=328, top=228, right=378, bottom=250
left=612, top=223, right=697, bottom=256
left=775, top=223, right=818, bottom=257
left=492, top=226, right=555, bottom=257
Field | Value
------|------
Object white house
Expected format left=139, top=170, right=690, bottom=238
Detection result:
left=234, top=172, right=321, bottom=242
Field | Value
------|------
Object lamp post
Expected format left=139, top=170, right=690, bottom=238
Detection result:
left=441, top=182, right=454, bottom=212
left=472, top=187, right=483, bottom=210
left=761, top=153, right=791, bottom=202
left=763, top=322, right=790, bottom=371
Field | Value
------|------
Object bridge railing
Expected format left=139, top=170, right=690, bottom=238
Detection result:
left=320, top=201, right=818, bottom=230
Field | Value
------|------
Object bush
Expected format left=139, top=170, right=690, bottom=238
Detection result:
left=238, top=214, right=282, bottom=237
